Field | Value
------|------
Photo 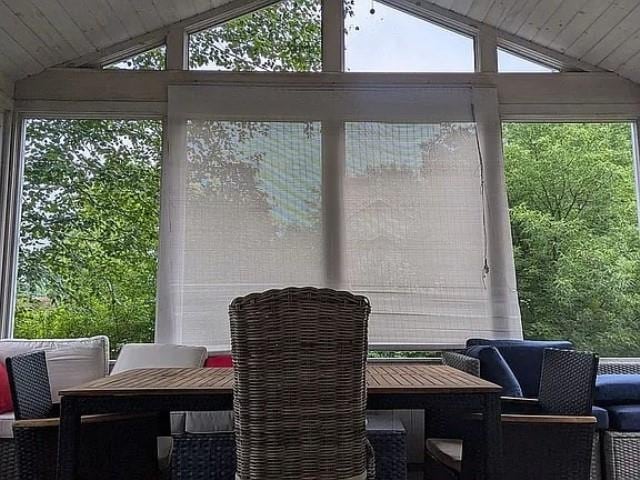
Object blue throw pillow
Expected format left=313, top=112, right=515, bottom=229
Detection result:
left=465, top=346, right=523, bottom=397
left=466, top=339, right=574, bottom=397
left=596, top=375, right=640, bottom=406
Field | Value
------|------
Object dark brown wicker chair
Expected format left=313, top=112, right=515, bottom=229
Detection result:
left=230, top=287, right=374, bottom=480
left=7, top=350, right=159, bottom=480
left=427, top=348, right=599, bottom=480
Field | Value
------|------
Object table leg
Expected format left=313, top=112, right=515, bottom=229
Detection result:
left=57, top=397, right=81, bottom=480
left=482, top=393, right=502, bottom=480
left=158, top=410, right=172, bottom=436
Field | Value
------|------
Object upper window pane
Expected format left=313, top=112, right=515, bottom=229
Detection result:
left=345, top=1, right=474, bottom=72
left=498, top=48, right=556, bottom=73
left=104, top=45, right=166, bottom=70
left=189, top=0, right=321, bottom=71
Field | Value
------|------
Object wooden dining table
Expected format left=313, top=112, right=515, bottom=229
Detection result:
left=57, top=362, right=502, bottom=480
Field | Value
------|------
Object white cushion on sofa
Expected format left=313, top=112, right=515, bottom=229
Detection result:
left=0, top=336, right=110, bottom=402
left=111, top=343, right=207, bottom=438
left=111, top=344, right=207, bottom=375
left=0, top=412, right=14, bottom=439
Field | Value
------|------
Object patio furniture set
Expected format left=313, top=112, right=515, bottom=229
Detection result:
left=0, top=288, right=636, bottom=479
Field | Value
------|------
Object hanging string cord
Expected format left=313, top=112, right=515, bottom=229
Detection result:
left=471, top=102, right=491, bottom=287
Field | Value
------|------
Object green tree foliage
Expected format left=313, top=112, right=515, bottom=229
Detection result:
left=15, top=120, right=162, bottom=353
left=189, top=0, right=321, bottom=71
left=503, top=123, right=640, bottom=356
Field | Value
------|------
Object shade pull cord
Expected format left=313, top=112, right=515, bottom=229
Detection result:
left=471, top=102, right=490, bottom=288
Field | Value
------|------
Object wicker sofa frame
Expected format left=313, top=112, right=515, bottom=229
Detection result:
left=597, top=359, right=640, bottom=480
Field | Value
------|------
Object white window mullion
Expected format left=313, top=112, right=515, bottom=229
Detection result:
left=321, top=0, right=344, bottom=72
left=321, top=119, right=345, bottom=288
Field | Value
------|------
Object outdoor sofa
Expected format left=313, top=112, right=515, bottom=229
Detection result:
left=445, top=339, right=640, bottom=480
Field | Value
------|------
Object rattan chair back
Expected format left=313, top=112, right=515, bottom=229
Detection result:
left=6, top=350, right=54, bottom=420
left=538, top=348, right=598, bottom=416
left=230, top=287, right=371, bottom=480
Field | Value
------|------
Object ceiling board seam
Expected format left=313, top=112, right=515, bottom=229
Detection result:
left=580, top=2, right=640, bottom=66
left=0, top=24, right=46, bottom=73
left=511, top=0, right=547, bottom=34
left=516, top=0, right=565, bottom=42
left=52, top=0, right=99, bottom=50
left=532, top=0, right=592, bottom=47
left=563, top=2, right=623, bottom=57
left=0, top=1, right=69, bottom=61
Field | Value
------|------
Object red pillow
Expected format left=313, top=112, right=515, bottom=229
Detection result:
left=0, top=363, right=13, bottom=414
left=205, top=355, right=233, bottom=368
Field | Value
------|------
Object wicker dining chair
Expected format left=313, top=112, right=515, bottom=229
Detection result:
left=428, top=348, right=599, bottom=480
left=230, top=287, right=375, bottom=480
left=7, top=350, right=159, bottom=480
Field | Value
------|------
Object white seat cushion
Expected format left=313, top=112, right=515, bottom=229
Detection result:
left=426, top=438, right=463, bottom=473
left=111, top=343, right=207, bottom=437
left=0, top=336, right=110, bottom=402
left=0, top=412, right=15, bottom=439
left=111, top=344, right=207, bottom=374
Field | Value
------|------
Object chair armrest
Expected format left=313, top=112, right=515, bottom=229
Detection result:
left=441, top=351, right=480, bottom=377
left=501, top=414, right=596, bottom=425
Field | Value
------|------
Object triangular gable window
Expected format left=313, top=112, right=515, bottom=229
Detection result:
left=345, top=1, right=474, bottom=72
left=498, top=48, right=556, bottom=73
left=188, top=0, right=321, bottom=72
left=104, top=45, right=166, bottom=70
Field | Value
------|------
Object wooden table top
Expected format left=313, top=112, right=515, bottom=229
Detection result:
left=60, top=363, right=500, bottom=397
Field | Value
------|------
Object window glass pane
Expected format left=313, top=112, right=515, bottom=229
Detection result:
left=175, top=121, right=323, bottom=348
left=104, top=45, right=167, bottom=70
left=189, top=0, right=321, bottom=71
left=497, top=48, right=556, bottom=73
left=15, top=119, right=162, bottom=355
left=345, top=1, right=474, bottom=72
left=503, top=122, right=639, bottom=356
left=344, top=122, right=506, bottom=347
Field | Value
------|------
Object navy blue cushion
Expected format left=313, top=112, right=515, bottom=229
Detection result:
left=595, top=374, right=640, bottom=406
left=466, top=339, right=574, bottom=397
left=592, top=406, right=609, bottom=430
left=606, top=404, right=640, bottom=432
left=465, top=346, right=523, bottom=397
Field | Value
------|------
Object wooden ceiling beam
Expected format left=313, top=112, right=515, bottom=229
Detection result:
left=13, top=69, right=640, bottom=120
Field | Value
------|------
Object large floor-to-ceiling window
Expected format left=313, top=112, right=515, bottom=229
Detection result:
left=14, top=119, right=162, bottom=354
left=502, top=122, right=640, bottom=356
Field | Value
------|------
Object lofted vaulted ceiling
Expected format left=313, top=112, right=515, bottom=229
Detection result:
left=1, top=0, right=640, bottom=83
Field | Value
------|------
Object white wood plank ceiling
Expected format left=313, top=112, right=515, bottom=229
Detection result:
left=439, top=0, right=640, bottom=82
left=1, top=0, right=640, bottom=84
left=0, top=0, right=228, bottom=79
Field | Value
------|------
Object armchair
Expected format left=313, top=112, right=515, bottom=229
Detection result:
left=7, top=350, right=159, bottom=480
left=428, top=349, right=599, bottom=480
